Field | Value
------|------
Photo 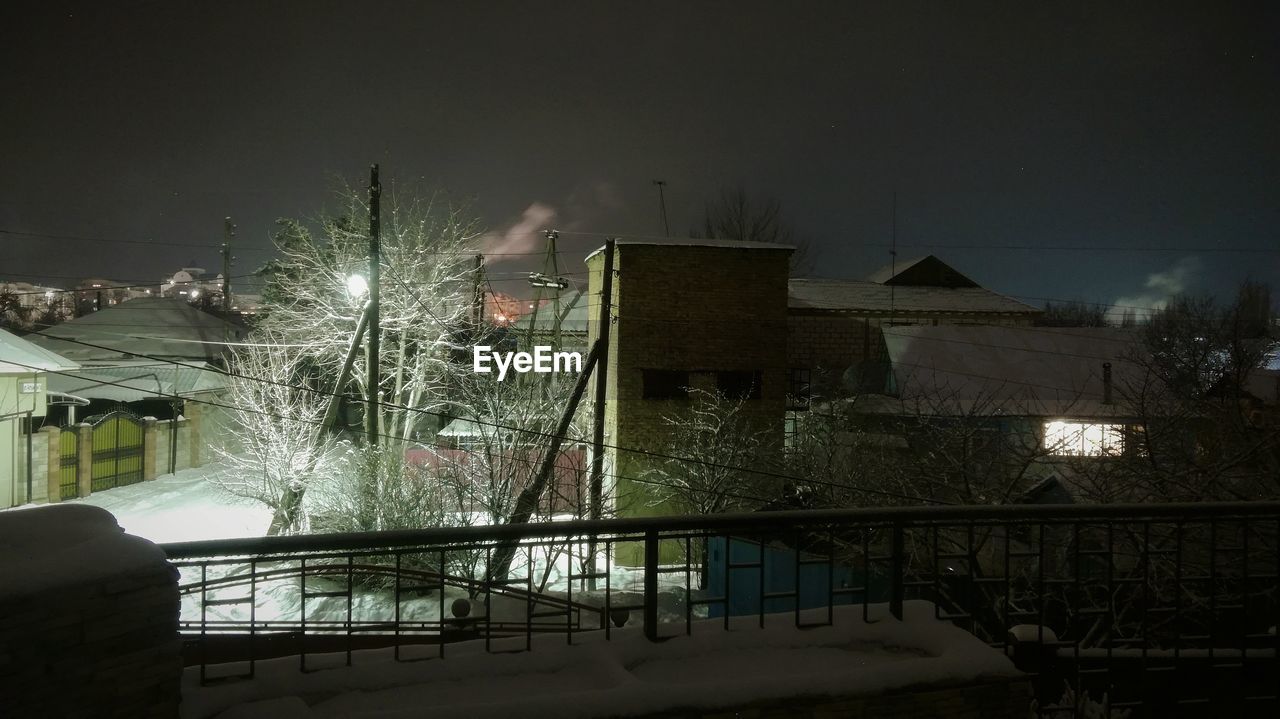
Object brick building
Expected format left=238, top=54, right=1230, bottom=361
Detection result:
left=586, top=240, right=792, bottom=515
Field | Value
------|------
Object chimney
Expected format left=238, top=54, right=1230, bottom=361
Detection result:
left=1102, top=362, right=1113, bottom=405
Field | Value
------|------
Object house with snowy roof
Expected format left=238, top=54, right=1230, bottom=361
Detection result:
left=824, top=324, right=1154, bottom=503
left=786, top=256, right=1042, bottom=402
left=27, top=297, right=240, bottom=419
left=0, top=328, right=81, bottom=508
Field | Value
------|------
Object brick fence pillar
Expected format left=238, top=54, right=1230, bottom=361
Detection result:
left=142, top=417, right=158, bottom=481
left=41, top=425, right=60, bottom=503
left=76, top=422, right=93, bottom=498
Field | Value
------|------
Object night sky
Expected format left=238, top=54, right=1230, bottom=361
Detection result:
left=3, top=1, right=1277, bottom=312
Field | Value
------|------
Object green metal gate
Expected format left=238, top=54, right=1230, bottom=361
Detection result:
left=88, top=410, right=145, bottom=492
left=59, top=428, right=79, bottom=500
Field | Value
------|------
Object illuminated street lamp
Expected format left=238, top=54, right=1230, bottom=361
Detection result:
left=346, top=273, right=369, bottom=298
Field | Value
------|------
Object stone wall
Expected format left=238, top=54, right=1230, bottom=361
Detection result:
left=0, top=504, right=181, bottom=718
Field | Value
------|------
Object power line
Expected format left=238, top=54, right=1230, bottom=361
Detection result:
left=1, top=352, right=926, bottom=511
left=20, top=327, right=943, bottom=506
left=10, top=223, right=1280, bottom=256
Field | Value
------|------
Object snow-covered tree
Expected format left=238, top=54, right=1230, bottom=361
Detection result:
left=218, top=185, right=482, bottom=533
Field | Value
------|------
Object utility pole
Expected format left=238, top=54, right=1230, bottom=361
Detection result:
left=888, top=191, right=897, bottom=325
left=549, top=230, right=561, bottom=350
left=524, top=229, right=564, bottom=350
left=221, top=217, right=235, bottom=313
left=587, top=239, right=615, bottom=588
left=472, top=254, right=485, bottom=327
left=366, top=164, right=381, bottom=446
left=652, top=180, right=670, bottom=237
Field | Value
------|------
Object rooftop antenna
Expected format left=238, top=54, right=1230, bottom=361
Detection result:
left=652, top=180, right=670, bottom=237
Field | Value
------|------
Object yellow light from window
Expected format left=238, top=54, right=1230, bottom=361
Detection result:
left=1044, top=420, right=1125, bottom=457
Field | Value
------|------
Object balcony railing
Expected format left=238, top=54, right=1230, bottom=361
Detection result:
left=162, top=501, right=1280, bottom=715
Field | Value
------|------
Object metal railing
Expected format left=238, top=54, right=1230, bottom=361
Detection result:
left=162, top=501, right=1280, bottom=715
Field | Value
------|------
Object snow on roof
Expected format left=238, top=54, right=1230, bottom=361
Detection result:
left=586, top=238, right=794, bottom=261
left=869, top=325, right=1145, bottom=417
left=788, top=278, right=1040, bottom=315
left=27, top=297, right=245, bottom=363
left=0, top=327, right=79, bottom=374
left=45, top=361, right=227, bottom=402
left=0, top=504, right=167, bottom=603
left=182, top=601, right=1017, bottom=719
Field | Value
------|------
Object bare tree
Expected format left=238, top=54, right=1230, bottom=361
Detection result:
left=1036, top=300, right=1107, bottom=327
left=0, top=289, right=32, bottom=331
left=645, top=388, right=782, bottom=515
left=210, top=333, right=342, bottom=523
left=694, top=186, right=812, bottom=275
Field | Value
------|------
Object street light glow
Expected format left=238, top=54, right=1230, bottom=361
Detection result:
left=346, top=273, right=369, bottom=298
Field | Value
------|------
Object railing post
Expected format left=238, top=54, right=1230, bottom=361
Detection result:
left=644, top=529, right=659, bottom=641
left=889, top=520, right=905, bottom=620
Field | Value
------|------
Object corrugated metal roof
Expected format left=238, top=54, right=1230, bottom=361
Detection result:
left=45, top=361, right=226, bottom=402
left=27, top=297, right=245, bottom=363
left=788, top=278, right=1040, bottom=315
left=0, top=328, right=79, bottom=374
left=875, top=325, right=1146, bottom=417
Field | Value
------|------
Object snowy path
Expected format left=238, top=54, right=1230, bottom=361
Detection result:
left=65, top=464, right=271, bottom=544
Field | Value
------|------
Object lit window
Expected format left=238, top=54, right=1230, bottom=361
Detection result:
left=1043, top=420, right=1126, bottom=457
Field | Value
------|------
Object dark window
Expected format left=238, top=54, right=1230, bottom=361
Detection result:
left=642, top=370, right=690, bottom=399
left=787, top=367, right=811, bottom=410
left=716, top=370, right=762, bottom=399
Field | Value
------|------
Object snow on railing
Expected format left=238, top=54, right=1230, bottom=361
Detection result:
left=163, top=502, right=1280, bottom=713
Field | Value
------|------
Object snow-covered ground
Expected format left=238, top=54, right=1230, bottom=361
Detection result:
left=65, top=464, right=272, bottom=544
left=182, top=601, right=1019, bottom=719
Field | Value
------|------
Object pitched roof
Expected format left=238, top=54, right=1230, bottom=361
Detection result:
left=45, top=361, right=226, bottom=402
left=27, top=297, right=245, bottom=364
left=586, top=238, right=794, bottom=261
left=869, top=325, right=1146, bottom=417
left=788, top=278, right=1040, bottom=316
left=866, top=255, right=979, bottom=287
left=0, top=328, right=79, bottom=374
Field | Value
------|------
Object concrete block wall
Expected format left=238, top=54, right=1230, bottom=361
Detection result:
left=587, top=242, right=792, bottom=517
left=27, top=427, right=50, bottom=503
left=0, top=505, right=182, bottom=718
left=152, top=417, right=192, bottom=475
